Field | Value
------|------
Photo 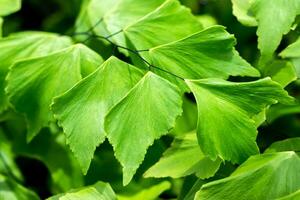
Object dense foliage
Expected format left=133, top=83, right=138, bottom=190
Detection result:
left=0, top=0, right=300, bottom=199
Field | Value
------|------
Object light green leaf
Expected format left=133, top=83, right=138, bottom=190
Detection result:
left=0, top=0, right=21, bottom=16
left=280, top=37, right=300, bottom=58
left=196, top=15, right=217, bottom=29
left=13, top=129, right=84, bottom=193
left=0, top=32, right=72, bottom=113
left=0, top=174, right=39, bottom=200
left=118, top=181, right=171, bottom=200
left=51, top=56, right=144, bottom=174
left=265, top=138, right=300, bottom=155
left=195, top=152, right=300, bottom=200
left=124, top=0, right=202, bottom=50
left=144, top=132, right=221, bottom=179
left=103, top=0, right=165, bottom=47
left=6, top=44, right=103, bottom=141
left=149, top=26, right=259, bottom=90
left=277, top=189, right=300, bottom=200
left=250, top=0, right=300, bottom=59
left=186, top=78, right=293, bottom=163
left=280, top=38, right=300, bottom=78
left=75, top=0, right=164, bottom=47
left=172, top=96, right=197, bottom=135
left=47, top=181, right=116, bottom=200
left=231, top=0, right=257, bottom=26
left=262, top=60, right=297, bottom=87
left=267, top=103, right=300, bottom=123
left=105, top=72, right=182, bottom=185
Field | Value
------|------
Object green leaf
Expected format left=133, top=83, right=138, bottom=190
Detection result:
left=118, top=181, right=171, bottom=200
left=124, top=0, right=202, bottom=50
left=250, top=0, right=300, bottom=59
left=280, top=37, right=300, bottom=58
left=76, top=0, right=164, bottom=47
left=195, top=152, right=300, bottom=200
left=262, top=60, right=297, bottom=87
left=265, top=138, right=300, bottom=156
left=196, top=15, right=217, bottom=29
left=277, top=189, right=300, bottom=200
left=172, top=97, right=197, bottom=135
left=231, top=0, right=257, bottom=26
left=186, top=78, right=293, bottom=163
left=105, top=72, right=182, bottom=185
left=144, top=132, right=221, bottom=179
left=51, top=56, right=144, bottom=174
left=47, top=181, right=116, bottom=200
left=0, top=129, right=23, bottom=181
left=266, top=103, right=300, bottom=123
left=148, top=26, right=259, bottom=90
left=0, top=174, right=39, bottom=200
left=0, top=32, right=72, bottom=113
left=13, top=128, right=84, bottom=193
left=0, top=0, right=21, bottom=16
left=6, top=44, right=103, bottom=141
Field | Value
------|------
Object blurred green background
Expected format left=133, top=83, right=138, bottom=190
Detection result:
left=1, top=0, right=300, bottom=199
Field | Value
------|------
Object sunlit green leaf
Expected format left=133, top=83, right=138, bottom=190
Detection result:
left=105, top=72, right=182, bottom=185
left=195, top=152, right=300, bottom=200
left=262, top=60, right=297, bottom=87
left=149, top=26, right=259, bottom=90
left=250, top=0, right=300, bottom=60
left=6, top=44, right=103, bottom=141
left=118, top=181, right=171, bottom=200
left=0, top=0, right=21, bottom=16
left=266, top=103, right=300, bottom=123
left=0, top=32, right=72, bottom=113
left=186, top=78, right=293, bottom=163
left=144, top=132, right=221, bottom=179
left=124, top=0, right=202, bottom=50
left=265, top=138, right=300, bottom=156
left=52, top=56, right=144, bottom=174
left=47, top=181, right=116, bottom=200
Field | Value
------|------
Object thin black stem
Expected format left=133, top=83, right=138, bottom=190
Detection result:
left=72, top=24, right=185, bottom=81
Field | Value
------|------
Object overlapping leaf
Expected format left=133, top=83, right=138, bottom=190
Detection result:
left=148, top=26, right=259, bottom=90
left=186, top=78, right=293, bottom=163
left=123, top=0, right=202, bottom=50
left=232, top=0, right=300, bottom=63
left=265, top=138, right=300, bottom=156
left=52, top=56, right=144, bottom=174
left=0, top=32, right=72, bottom=113
left=76, top=0, right=165, bottom=46
left=144, top=132, right=221, bottom=179
left=280, top=38, right=300, bottom=78
left=47, top=181, right=116, bottom=200
left=251, top=0, right=300, bottom=60
left=195, top=152, right=300, bottom=200
left=105, top=72, right=182, bottom=185
left=6, top=44, right=103, bottom=141
left=262, top=60, right=297, bottom=87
